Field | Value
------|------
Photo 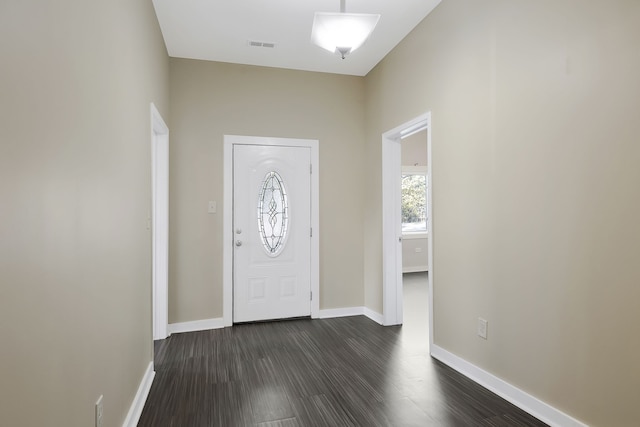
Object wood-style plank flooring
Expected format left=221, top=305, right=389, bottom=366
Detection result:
left=138, top=313, right=547, bottom=426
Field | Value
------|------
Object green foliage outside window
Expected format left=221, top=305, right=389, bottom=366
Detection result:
left=401, top=174, right=427, bottom=232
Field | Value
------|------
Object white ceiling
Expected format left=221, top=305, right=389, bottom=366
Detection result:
left=152, top=0, right=441, bottom=76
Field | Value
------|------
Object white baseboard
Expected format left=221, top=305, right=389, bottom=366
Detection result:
left=318, top=307, right=364, bottom=319
left=167, top=317, right=225, bottom=335
left=363, top=307, right=384, bottom=325
left=317, top=306, right=384, bottom=325
left=169, top=312, right=381, bottom=332
left=122, top=361, right=155, bottom=427
left=430, top=345, right=587, bottom=427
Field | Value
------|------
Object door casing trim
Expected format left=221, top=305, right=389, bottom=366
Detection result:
left=223, top=135, right=320, bottom=326
left=151, top=103, right=169, bottom=340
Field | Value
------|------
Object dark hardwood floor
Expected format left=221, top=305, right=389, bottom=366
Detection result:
left=138, top=316, right=547, bottom=427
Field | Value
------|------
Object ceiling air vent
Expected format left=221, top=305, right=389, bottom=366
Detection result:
left=248, top=40, right=276, bottom=49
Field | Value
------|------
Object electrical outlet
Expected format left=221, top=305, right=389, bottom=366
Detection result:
left=95, top=395, right=103, bottom=427
left=414, top=247, right=422, bottom=253
left=477, top=318, right=488, bottom=340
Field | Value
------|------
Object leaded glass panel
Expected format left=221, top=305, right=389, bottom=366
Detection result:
left=257, top=171, right=289, bottom=255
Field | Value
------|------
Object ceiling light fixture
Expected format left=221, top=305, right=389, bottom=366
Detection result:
left=311, top=0, right=380, bottom=59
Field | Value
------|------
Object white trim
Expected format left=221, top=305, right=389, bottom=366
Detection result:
left=382, top=130, right=403, bottom=326
left=426, top=118, right=433, bottom=351
left=402, top=232, right=428, bottom=240
left=431, top=345, right=588, bottom=427
left=402, top=266, right=429, bottom=274
left=381, top=112, right=432, bottom=334
left=310, top=142, right=320, bottom=318
left=401, top=165, right=428, bottom=174
left=363, top=307, right=384, bottom=325
left=150, top=103, right=169, bottom=341
left=318, top=307, right=364, bottom=319
left=223, top=135, right=320, bottom=326
left=223, top=140, right=233, bottom=327
left=167, top=318, right=226, bottom=335
left=317, top=306, right=384, bottom=325
left=122, top=361, right=155, bottom=427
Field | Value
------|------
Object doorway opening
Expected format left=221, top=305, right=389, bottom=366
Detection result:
left=382, top=112, right=433, bottom=351
left=400, top=129, right=429, bottom=350
left=223, top=135, right=320, bottom=326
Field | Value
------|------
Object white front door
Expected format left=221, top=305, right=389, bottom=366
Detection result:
left=233, top=144, right=311, bottom=322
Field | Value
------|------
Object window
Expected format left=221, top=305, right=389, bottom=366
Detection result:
left=401, top=167, right=428, bottom=233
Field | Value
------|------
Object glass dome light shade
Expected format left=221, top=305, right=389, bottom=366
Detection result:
left=311, top=12, right=380, bottom=56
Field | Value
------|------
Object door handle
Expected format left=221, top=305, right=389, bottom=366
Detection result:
left=235, top=240, right=242, bottom=247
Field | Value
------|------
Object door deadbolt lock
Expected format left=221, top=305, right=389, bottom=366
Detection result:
left=236, top=229, right=242, bottom=234
left=235, top=240, right=242, bottom=247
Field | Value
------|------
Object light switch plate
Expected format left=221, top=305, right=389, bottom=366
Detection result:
left=477, top=318, right=488, bottom=340
left=208, top=201, right=217, bottom=214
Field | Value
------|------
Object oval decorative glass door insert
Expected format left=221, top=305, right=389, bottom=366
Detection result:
left=257, top=171, right=289, bottom=255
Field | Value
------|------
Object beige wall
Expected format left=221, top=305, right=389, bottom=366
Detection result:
left=402, top=236, right=428, bottom=273
left=401, top=129, right=428, bottom=166
left=0, top=1, right=169, bottom=426
left=169, top=59, right=366, bottom=322
left=365, top=0, right=640, bottom=425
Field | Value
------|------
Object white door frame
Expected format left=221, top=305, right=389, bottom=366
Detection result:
left=223, top=135, right=320, bottom=326
left=151, top=103, right=169, bottom=340
left=382, top=112, right=433, bottom=349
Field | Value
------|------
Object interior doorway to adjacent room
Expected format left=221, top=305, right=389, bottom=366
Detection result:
left=400, top=129, right=429, bottom=349
left=381, top=112, right=432, bottom=351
